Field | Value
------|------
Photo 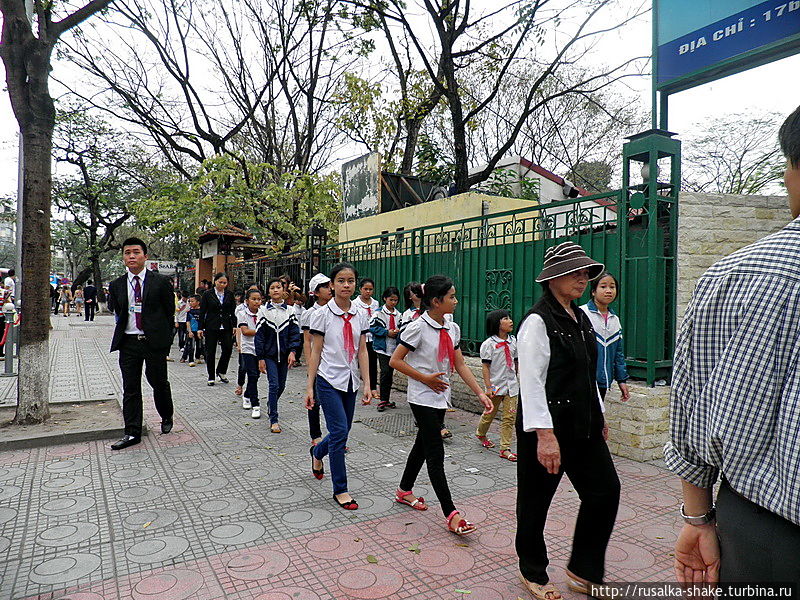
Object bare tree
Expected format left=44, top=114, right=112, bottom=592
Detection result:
left=348, top=0, right=647, bottom=193
left=1, top=0, right=113, bottom=424
left=682, top=112, right=786, bottom=195
left=60, top=0, right=362, bottom=179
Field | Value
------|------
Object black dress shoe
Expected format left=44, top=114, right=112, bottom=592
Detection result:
left=161, top=420, right=173, bottom=434
left=110, top=435, right=141, bottom=450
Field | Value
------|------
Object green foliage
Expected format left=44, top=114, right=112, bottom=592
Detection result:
left=567, top=161, right=613, bottom=194
left=414, top=134, right=453, bottom=183
left=133, top=155, right=341, bottom=254
left=483, top=168, right=540, bottom=201
left=335, top=73, right=399, bottom=157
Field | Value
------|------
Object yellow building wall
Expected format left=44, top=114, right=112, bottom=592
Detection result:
left=338, top=192, right=538, bottom=242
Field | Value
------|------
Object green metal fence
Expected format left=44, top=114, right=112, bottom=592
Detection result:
left=321, top=189, right=671, bottom=384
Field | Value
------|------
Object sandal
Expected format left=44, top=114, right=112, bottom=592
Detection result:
left=500, top=449, right=517, bottom=462
left=445, top=510, right=476, bottom=536
left=309, top=447, right=324, bottom=480
left=387, top=401, right=396, bottom=408
left=395, top=489, right=428, bottom=511
left=377, top=400, right=390, bottom=412
left=476, top=434, right=495, bottom=448
left=565, top=570, right=613, bottom=599
left=519, top=573, right=563, bottom=600
left=361, top=397, right=372, bottom=406
left=333, top=494, right=358, bottom=510
left=271, top=423, right=282, bottom=433
left=441, top=428, right=453, bottom=439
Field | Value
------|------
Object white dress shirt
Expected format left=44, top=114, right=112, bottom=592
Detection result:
left=517, top=314, right=604, bottom=433
left=309, top=301, right=370, bottom=392
left=480, top=334, right=519, bottom=396
left=399, top=312, right=460, bottom=409
left=124, top=268, right=146, bottom=335
left=235, top=304, right=259, bottom=355
left=353, top=297, right=380, bottom=342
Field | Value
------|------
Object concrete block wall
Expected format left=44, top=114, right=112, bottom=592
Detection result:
left=677, top=192, right=791, bottom=326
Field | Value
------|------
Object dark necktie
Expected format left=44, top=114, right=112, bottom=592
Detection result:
left=133, top=275, right=142, bottom=330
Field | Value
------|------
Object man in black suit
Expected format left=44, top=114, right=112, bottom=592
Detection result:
left=83, top=280, right=98, bottom=321
left=107, top=238, right=175, bottom=450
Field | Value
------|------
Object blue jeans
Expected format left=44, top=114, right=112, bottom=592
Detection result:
left=264, top=358, right=288, bottom=424
left=241, top=353, right=260, bottom=406
left=312, top=376, right=356, bottom=495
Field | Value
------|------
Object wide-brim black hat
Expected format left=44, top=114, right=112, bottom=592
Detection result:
left=535, top=241, right=605, bottom=283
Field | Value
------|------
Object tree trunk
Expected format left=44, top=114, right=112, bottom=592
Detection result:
left=14, top=124, right=53, bottom=424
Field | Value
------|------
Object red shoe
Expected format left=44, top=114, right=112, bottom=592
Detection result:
left=309, top=447, right=324, bottom=480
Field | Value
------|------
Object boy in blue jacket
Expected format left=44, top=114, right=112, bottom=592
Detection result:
left=255, top=278, right=302, bottom=432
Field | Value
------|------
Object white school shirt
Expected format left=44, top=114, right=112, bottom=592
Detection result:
left=480, top=335, right=519, bottom=396
left=517, top=314, right=604, bottom=433
left=399, top=312, right=461, bottom=409
left=176, top=299, right=189, bottom=323
left=300, top=302, right=324, bottom=331
left=235, top=304, right=259, bottom=355
left=293, top=304, right=306, bottom=322
left=399, top=306, right=422, bottom=329
left=372, top=305, right=401, bottom=357
left=124, top=269, right=146, bottom=335
left=308, top=302, right=370, bottom=392
left=353, top=297, right=380, bottom=342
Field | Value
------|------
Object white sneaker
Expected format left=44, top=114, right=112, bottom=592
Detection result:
left=251, top=406, right=261, bottom=419
left=165, top=356, right=174, bottom=362
left=242, top=397, right=252, bottom=409
left=188, top=362, right=196, bottom=367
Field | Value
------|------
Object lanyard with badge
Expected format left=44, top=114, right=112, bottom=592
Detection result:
left=129, top=277, right=143, bottom=318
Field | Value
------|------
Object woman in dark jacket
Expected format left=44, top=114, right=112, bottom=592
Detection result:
left=199, top=272, right=236, bottom=386
left=515, top=242, right=621, bottom=600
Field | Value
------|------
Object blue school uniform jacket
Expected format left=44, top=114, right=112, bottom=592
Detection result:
left=579, top=300, right=629, bottom=390
left=254, top=302, right=301, bottom=361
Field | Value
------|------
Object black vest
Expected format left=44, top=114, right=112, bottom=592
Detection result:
left=518, top=292, right=603, bottom=441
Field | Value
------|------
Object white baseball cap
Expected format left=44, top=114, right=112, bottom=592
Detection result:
left=308, top=273, right=331, bottom=293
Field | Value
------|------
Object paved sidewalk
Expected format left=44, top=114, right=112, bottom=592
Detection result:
left=0, top=316, right=680, bottom=600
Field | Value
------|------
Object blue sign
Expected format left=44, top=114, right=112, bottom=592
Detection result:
left=656, top=0, right=800, bottom=92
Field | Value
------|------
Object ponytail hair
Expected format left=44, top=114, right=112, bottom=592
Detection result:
left=403, top=281, right=423, bottom=310
left=420, top=275, right=454, bottom=310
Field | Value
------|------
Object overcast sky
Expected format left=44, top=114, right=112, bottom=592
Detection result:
left=1, top=2, right=799, bottom=200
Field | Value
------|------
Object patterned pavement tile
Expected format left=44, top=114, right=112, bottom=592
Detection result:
left=3, top=316, right=683, bottom=600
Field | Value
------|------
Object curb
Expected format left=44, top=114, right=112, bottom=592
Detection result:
left=0, top=423, right=149, bottom=451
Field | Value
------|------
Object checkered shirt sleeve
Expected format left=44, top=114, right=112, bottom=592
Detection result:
left=664, top=219, right=800, bottom=525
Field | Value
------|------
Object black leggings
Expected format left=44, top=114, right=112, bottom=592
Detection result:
left=366, top=341, right=378, bottom=393
left=516, top=431, right=620, bottom=585
left=399, top=403, right=455, bottom=517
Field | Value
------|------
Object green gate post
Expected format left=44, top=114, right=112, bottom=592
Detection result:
left=621, top=129, right=681, bottom=385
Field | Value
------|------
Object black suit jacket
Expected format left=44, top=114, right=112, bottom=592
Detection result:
left=199, top=289, right=236, bottom=332
left=108, top=270, right=176, bottom=352
left=83, top=285, right=97, bottom=303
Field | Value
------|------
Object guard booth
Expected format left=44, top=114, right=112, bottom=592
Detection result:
left=195, top=227, right=254, bottom=291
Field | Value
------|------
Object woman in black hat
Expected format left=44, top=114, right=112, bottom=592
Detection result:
left=515, top=241, right=620, bottom=600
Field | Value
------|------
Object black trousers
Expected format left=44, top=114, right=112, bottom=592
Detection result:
left=85, top=301, right=96, bottom=321
left=118, top=336, right=174, bottom=437
left=309, top=376, right=322, bottom=440
left=717, top=479, right=800, bottom=581
left=181, top=336, right=203, bottom=362
left=516, top=431, right=620, bottom=585
left=366, top=341, right=378, bottom=393
left=204, top=328, right=233, bottom=380
left=400, top=403, right=456, bottom=517
left=377, top=353, right=395, bottom=403
left=176, top=325, right=186, bottom=349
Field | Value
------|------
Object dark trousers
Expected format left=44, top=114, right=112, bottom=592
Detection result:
left=516, top=431, right=620, bottom=585
left=718, top=479, right=800, bottom=581
left=204, top=328, right=233, bottom=380
left=176, top=325, right=186, bottom=349
left=118, top=336, right=174, bottom=438
left=181, top=335, right=203, bottom=362
left=400, top=403, right=455, bottom=517
left=308, top=376, right=322, bottom=440
left=0, top=314, right=5, bottom=357
left=313, top=376, right=356, bottom=495
left=240, top=353, right=260, bottom=406
left=85, top=301, right=96, bottom=321
left=238, top=353, right=247, bottom=386
left=366, top=341, right=378, bottom=393
left=264, top=358, right=288, bottom=424
left=377, top=353, right=395, bottom=403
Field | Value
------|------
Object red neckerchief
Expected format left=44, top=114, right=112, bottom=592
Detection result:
left=412, top=307, right=421, bottom=320
left=495, top=339, right=514, bottom=370
left=388, top=311, right=396, bottom=330
left=437, top=327, right=456, bottom=373
left=340, top=312, right=355, bottom=362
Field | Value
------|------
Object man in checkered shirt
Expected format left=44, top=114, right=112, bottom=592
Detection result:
left=665, top=106, right=800, bottom=583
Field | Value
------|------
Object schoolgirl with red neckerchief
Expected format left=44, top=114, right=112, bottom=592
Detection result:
left=399, top=281, right=423, bottom=330
left=353, top=278, right=380, bottom=403
left=369, top=286, right=402, bottom=412
left=305, top=263, right=371, bottom=511
left=389, top=275, right=493, bottom=535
